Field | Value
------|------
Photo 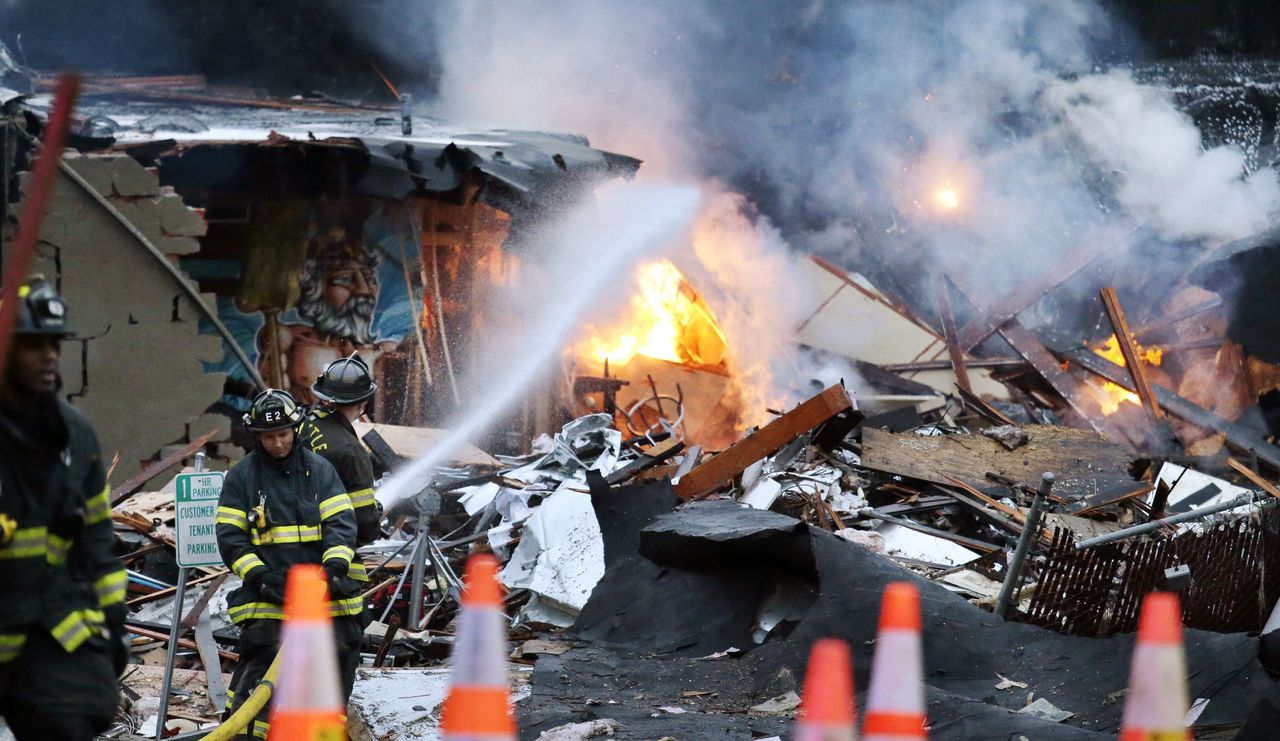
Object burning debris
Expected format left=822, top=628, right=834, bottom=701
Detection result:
left=11, top=1, right=1280, bottom=739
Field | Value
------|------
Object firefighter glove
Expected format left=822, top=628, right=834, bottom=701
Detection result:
left=260, top=569, right=288, bottom=604
left=323, top=559, right=348, bottom=580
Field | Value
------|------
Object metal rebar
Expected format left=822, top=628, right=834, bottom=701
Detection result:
left=1075, top=491, right=1268, bottom=550
left=995, top=472, right=1054, bottom=619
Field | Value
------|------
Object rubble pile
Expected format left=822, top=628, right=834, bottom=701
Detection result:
left=105, top=368, right=1280, bottom=738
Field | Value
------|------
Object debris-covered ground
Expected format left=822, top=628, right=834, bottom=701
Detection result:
left=12, top=5, right=1280, bottom=740
left=107, top=369, right=1280, bottom=738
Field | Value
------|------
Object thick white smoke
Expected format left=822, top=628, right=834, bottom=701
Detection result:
left=1045, top=70, right=1280, bottom=242
left=350, top=0, right=1280, bottom=414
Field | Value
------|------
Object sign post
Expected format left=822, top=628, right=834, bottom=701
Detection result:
left=156, top=453, right=223, bottom=739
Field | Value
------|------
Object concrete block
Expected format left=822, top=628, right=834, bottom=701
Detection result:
left=156, top=195, right=208, bottom=238
left=109, top=200, right=163, bottom=243
left=159, top=236, right=202, bottom=256
left=62, top=155, right=114, bottom=196
left=78, top=321, right=227, bottom=485
left=187, top=413, right=232, bottom=443
left=109, top=156, right=162, bottom=197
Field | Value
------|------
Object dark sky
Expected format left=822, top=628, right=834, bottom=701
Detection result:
left=0, top=0, right=1277, bottom=98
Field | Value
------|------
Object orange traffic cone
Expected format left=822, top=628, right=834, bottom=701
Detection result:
left=268, top=564, right=346, bottom=740
left=862, top=582, right=926, bottom=740
left=1120, top=592, right=1191, bottom=741
left=440, top=554, right=516, bottom=741
left=794, top=638, right=858, bottom=741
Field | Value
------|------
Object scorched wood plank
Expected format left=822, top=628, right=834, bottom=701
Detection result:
left=860, top=425, right=1135, bottom=502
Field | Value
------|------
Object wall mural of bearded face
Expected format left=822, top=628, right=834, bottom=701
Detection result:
left=258, top=225, right=398, bottom=407
left=298, top=232, right=380, bottom=345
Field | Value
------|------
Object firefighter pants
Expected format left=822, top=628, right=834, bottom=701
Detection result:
left=224, top=615, right=364, bottom=739
left=0, top=628, right=118, bottom=740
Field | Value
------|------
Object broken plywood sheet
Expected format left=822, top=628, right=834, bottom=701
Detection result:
left=349, top=667, right=532, bottom=741
left=1041, top=513, right=1124, bottom=541
left=115, top=465, right=200, bottom=521
left=795, top=257, right=1009, bottom=399
left=860, top=426, right=1135, bottom=502
left=874, top=522, right=981, bottom=567
left=353, top=421, right=499, bottom=467
left=1156, top=462, right=1252, bottom=514
left=500, top=485, right=606, bottom=627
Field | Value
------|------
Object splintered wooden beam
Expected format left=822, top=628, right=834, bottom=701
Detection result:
left=1226, top=458, right=1280, bottom=499
left=1061, top=347, right=1280, bottom=471
left=998, top=321, right=1110, bottom=434
left=125, top=622, right=237, bottom=661
left=936, top=275, right=972, bottom=394
left=673, top=384, right=852, bottom=500
left=1099, top=287, right=1163, bottom=420
left=111, top=431, right=216, bottom=506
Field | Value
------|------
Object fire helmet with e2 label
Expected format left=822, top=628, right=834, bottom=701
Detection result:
left=242, top=389, right=304, bottom=432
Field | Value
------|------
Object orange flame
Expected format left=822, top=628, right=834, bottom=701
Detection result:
left=577, top=260, right=727, bottom=370
left=1093, top=333, right=1162, bottom=415
left=934, top=183, right=961, bottom=210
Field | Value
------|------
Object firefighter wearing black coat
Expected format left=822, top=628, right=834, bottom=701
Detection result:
left=297, top=355, right=382, bottom=549
left=216, top=389, right=365, bottom=740
left=0, top=279, right=127, bottom=740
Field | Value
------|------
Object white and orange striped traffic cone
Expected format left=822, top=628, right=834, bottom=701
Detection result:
left=862, top=582, right=926, bottom=741
left=794, top=638, right=858, bottom=741
left=440, top=554, right=517, bottom=741
left=1120, top=592, right=1191, bottom=741
left=268, top=563, right=346, bottom=740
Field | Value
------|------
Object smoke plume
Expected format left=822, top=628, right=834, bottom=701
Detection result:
left=354, top=0, right=1280, bottom=405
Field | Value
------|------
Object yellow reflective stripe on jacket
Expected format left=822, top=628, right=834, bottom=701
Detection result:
left=330, top=595, right=365, bottom=617
left=94, top=569, right=128, bottom=606
left=85, top=485, right=112, bottom=526
left=216, top=506, right=251, bottom=531
left=251, top=720, right=269, bottom=739
left=322, top=545, right=355, bottom=566
left=0, top=526, right=48, bottom=560
left=232, top=553, right=266, bottom=580
left=0, top=633, right=26, bottom=663
left=348, top=487, right=378, bottom=509
left=229, top=597, right=363, bottom=623
left=348, top=561, right=369, bottom=582
left=229, top=602, right=285, bottom=623
left=251, top=524, right=322, bottom=546
left=46, top=533, right=72, bottom=565
left=318, top=494, right=354, bottom=520
left=50, top=609, right=104, bottom=653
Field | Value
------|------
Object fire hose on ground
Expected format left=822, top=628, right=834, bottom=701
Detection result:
left=199, top=654, right=281, bottom=741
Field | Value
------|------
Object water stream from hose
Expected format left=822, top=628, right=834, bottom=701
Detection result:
left=376, top=183, right=701, bottom=507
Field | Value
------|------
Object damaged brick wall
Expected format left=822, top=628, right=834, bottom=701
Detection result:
left=7, top=152, right=231, bottom=482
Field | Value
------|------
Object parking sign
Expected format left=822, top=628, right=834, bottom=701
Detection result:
left=175, top=471, right=224, bottom=568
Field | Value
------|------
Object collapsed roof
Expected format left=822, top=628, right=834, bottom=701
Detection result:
left=9, top=78, right=641, bottom=208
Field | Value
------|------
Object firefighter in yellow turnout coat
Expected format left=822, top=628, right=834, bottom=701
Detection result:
left=216, top=389, right=364, bottom=739
left=297, top=355, right=381, bottom=548
left=0, top=279, right=127, bottom=740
